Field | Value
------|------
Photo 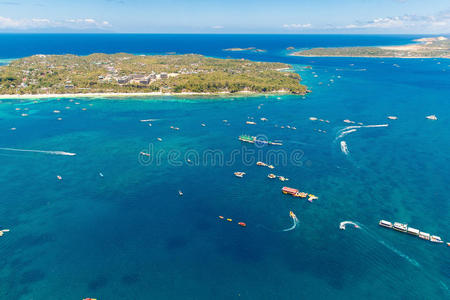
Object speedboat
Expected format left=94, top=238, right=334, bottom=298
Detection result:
left=430, top=235, right=443, bottom=243
left=234, top=172, right=246, bottom=178
left=178, top=190, right=183, bottom=196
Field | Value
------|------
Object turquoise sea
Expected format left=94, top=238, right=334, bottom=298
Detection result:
left=0, top=34, right=449, bottom=299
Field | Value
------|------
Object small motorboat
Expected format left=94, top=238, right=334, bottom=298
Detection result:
left=226, top=218, right=232, bottom=222
left=234, top=172, right=246, bottom=178
left=308, top=194, right=318, bottom=202
left=140, top=152, right=150, bottom=157
left=218, top=216, right=224, bottom=219
left=267, top=173, right=276, bottom=179
left=278, top=176, right=288, bottom=181
left=238, top=222, right=247, bottom=227
left=57, top=175, right=62, bottom=180
left=447, top=242, right=450, bottom=247
left=178, top=190, right=183, bottom=196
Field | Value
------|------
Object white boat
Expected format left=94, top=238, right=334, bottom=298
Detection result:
left=393, top=222, right=407, bottom=232
left=430, top=235, right=443, bottom=243
left=419, top=232, right=430, bottom=240
left=407, top=227, right=420, bottom=236
left=379, top=220, right=393, bottom=228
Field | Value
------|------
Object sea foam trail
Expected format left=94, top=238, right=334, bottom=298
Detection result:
left=0, top=148, right=76, bottom=156
left=336, top=129, right=357, bottom=139
left=358, top=224, right=420, bottom=268
left=340, top=141, right=349, bottom=155
left=283, top=215, right=299, bottom=232
left=379, top=240, right=421, bottom=268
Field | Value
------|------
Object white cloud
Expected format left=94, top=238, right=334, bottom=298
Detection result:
left=211, top=25, right=224, bottom=29
left=0, top=16, right=111, bottom=30
left=282, top=23, right=312, bottom=29
left=343, top=10, right=450, bottom=30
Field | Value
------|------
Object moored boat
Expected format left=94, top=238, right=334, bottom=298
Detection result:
left=419, top=232, right=430, bottom=240
left=430, top=235, right=443, bottom=243
left=238, top=222, right=247, bottom=227
left=379, top=220, right=393, bottom=228
left=407, top=227, right=420, bottom=236
left=393, top=222, right=407, bottom=232
left=267, top=173, right=276, bottom=179
left=282, top=186, right=299, bottom=195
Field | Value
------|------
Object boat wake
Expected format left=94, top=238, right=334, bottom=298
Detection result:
left=379, top=240, right=421, bottom=268
left=340, top=141, right=349, bottom=155
left=357, top=224, right=420, bottom=268
left=0, top=147, right=76, bottom=156
left=257, top=211, right=299, bottom=233
left=283, top=212, right=299, bottom=232
left=336, top=129, right=357, bottom=139
left=335, top=124, right=389, bottom=141
left=339, top=220, right=360, bottom=230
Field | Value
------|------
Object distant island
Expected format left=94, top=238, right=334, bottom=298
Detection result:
left=291, top=37, right=450, bottom=58
left=223, top=47, right=267, bottom=53
left=0, top=53, right=308, bottom=97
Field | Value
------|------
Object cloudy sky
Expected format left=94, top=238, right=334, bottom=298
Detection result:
left=0, top=0, right=449, bottom=33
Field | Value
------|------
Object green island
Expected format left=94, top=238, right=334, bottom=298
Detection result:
left=0, top=53, right=308, bottom=96
left=292, top=37, right=450, bottom=58
left=223, top=47, right=267, bottom=53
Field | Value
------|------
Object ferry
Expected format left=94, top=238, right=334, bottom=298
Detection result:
left=393, top=222, right=407, bottom=232
left=430, top=235, right=443, bottom=243
left=282, top=187, right=310, bottom=199
left=419, top=232, right=430, bottom=240
left=407, top=227, right=420, bottom=236
left=379, top=220, right=393, bottom=228
left=282, top=186, right=299, bottom=196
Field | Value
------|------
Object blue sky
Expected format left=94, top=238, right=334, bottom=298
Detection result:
left=0, top=0, right=449, bottom=33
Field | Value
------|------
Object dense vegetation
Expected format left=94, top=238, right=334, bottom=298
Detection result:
left=292, top=40, right=450, bottom=58
left=0, top=53, right=308, bottom=95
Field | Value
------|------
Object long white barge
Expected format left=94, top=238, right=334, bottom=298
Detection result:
left=379, top=220, right=445, bottom=244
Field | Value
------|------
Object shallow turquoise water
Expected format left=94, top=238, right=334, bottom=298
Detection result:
left=0, top=35, right=449, bottom=299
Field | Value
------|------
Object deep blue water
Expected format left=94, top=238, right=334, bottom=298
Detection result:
left=0, top=34, right=449, bottom=299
